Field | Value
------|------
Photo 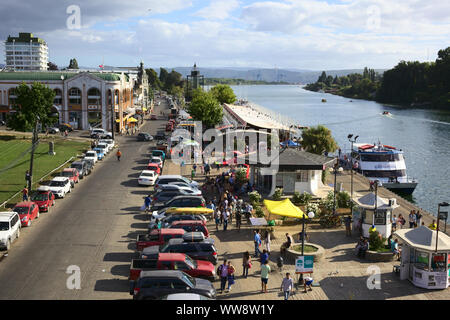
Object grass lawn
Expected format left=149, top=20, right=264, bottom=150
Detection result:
left=0, top=135, right=89, bottom=206
left=292, top=244, right=318, bottom=253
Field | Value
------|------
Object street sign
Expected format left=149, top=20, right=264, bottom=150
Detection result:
left=295, top=256, right=314, bottom=274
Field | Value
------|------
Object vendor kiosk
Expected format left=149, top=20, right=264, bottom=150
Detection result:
left=353, top=193, right=399, bottom=239
left=395, top=226, right=450, bottom=289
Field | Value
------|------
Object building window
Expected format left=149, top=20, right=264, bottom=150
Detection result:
left=68, top=88, right=81, bottom=105
left=54, top=89, right=62, bottom=105
left=296, top=171, right=309, bottom=182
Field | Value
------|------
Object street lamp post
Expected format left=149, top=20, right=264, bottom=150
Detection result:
left=299, top=211, right=315, bottom=285
left=333, top=158, right=338, bottom=215
left=348, top=134, right=359, bottom=216
left=373, top=179, right=380, bottom=225
left=436, top=202, right=449, bottom=252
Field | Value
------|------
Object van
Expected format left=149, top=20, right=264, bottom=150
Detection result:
left=0, top=212, right=21, bottom=250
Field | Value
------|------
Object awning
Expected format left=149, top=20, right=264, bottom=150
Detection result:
left=264, top=199, right=307, bottom=219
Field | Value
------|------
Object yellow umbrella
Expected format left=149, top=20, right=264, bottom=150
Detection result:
left=263, top=199, right=307, bottom=219
left=127, top=117, right=138, bottom=123
left=142, top=107, right=148, bottom=111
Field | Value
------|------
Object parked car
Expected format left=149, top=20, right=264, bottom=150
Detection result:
left=158, top=184, right=201, bottom=196
left=151, top=195, right=206, bottom=212
left=151, top=150, right=165, bottom=161
left=129, top=253, right=216, bottom=282
left=155, top=175, right=199, bottom=190
left=47, top=177, right=71, bottom=198
left=169, top=221, right=210, bottom=238
left=30, top=186, right=55, bottom=212
left=154, top=131, right=166, bottom=140
left=147, top=163, right=161, bottom=175
left=138, top=170, right=158, bottom=186
left=138, top=133, right=153, bottom=141
left=47, top=127, right=60, bottom=134
left=0, top=212, right=21, bottom=250
left=13, top=201, right=40, bottom=227
left=129, top=270, right=216, bottom=300
left=90, top=128, right=112, bottom=139
left=143, top=237, right=218, bottom=265
left=93, top=147, right=105, bottom=160
left=150, top=156, right=163, bottom=169
left=136, top=228, right=186, bottom=252
left=158, top=293, right=213, bottom=300
left=60, top=168, right=80, bottom=187
left=96, top=143, right=109, bottom=154
left=148, top=214, right=206, bottom=230
left=151, top=189, right=188, bottom=204
left=98, top=139, right=115, bottom=151
left=82, top=159, right=94, bottom=175
left=71, top=161, right=88, bottom=179
left=150, top=114, right=157, bottom=120
left=83, top=150, right=98, bottom=164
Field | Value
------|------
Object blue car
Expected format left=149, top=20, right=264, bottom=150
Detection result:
left=93, top=147, right=105, bottom=160
left=152, top=150, right=165, bottom=161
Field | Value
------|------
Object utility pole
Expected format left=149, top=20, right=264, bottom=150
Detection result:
left=348, top=134, right=359, bottom=216
left=333, top=158, right=338, bottom=215
left=28, top=120, right=39, bottom=191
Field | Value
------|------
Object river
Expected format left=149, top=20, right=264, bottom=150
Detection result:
left=229, top=85, right=450, bottom=218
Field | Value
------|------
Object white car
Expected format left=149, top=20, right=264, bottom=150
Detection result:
left=0, top=212, right=21, bottom=251
left=47, top=177, right=71, bottom=198
left=150, top=156, right=163, bottom=169
left=138, top=170, right=158, bottom=186
left=84, top=150, right=98, bottom=164
left=99, top=139, right=114, bottom=151
left=90, top=128, right=112, bottom=139
left=159, top=184, right=202, bottom=196
left=96, top=143, right=109, bottom=155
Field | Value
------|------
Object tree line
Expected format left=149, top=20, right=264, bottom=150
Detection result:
left=305, top=46, right=450, bottom=110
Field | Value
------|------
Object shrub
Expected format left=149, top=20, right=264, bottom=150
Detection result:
left=248, top=190, right=261, bottom=206
left=369, top=230, right=386, bottom=251
left=306, top=202, right=320, bottom=216
left=337, top=191, right=352, bottom=208
left=235, top=168, right=248, bottom=185
left=255, top=205, right=265, bottom=218
left=273, top=188, right=283, bottom=200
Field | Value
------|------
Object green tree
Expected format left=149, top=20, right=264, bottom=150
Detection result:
left=145, top=68, right=162, bottom=90
left=187, top=89, right=223, bottom=128
left=47, top=62, right=58, bottom=70
left=159, top=68, right=169, bottom=86
left=318, top=71, right=327, bottom=83
left=301, top=125, right=338, bottom=155
left=68, top=58, right=79, bottom=69
left=209, top=84, right=237, bottom=104
left=7, top=82, right=57, bottom=191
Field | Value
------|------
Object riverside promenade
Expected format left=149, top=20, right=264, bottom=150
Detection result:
left=326, top=170, right=450, bottom=236
left=163, top=160, right=450, bottom=300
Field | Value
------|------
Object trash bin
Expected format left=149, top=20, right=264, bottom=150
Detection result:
left=48, top=141, right=55, bottom=155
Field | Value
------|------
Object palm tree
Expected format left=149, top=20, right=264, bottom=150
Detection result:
left=301, top=125, right=338, bottom=155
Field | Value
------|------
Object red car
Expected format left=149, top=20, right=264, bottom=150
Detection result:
left=129, top=253, right=216, bottom=281
left=147, top=163, right=161, bottom=175
left=150, top=114, right=157, bottom=120
left=169, top=221, right=209, bottom=238
left=30, top=187, right=55, bottom=212
left=13, top=201, right=40, bottom=227
left=61, top=168, right=79, bottom=187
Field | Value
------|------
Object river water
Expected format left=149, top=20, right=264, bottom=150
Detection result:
left=229, top=85, right=450, bottom=218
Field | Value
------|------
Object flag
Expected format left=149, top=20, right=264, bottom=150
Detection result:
left=99, top=65, right=104, bottom=69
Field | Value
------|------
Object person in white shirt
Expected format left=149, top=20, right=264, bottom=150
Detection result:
left=222, top=209, right=230, bottom=231
left=280, top=273, right=294, bottom=300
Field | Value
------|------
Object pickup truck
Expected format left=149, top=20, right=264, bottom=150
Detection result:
left=136, top=228, right=185, bottom=252
left=129, top=253, right=216, bottom=282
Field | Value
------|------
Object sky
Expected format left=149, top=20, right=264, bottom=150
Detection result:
left=0, top=0, right=449, bottom=70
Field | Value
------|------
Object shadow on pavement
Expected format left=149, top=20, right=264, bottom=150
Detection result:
left=120, top=179, right=138, bottom=188
left=94, top=279, right=129, bottom=292
left=120, top=206, right=142, bottom=213
left=103, top=252, right=135, bottom=262
left=130, top=222, right=149, bottom=229
left=110, top=264, right=131, bottom=277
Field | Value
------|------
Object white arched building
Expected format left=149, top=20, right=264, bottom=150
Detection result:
left=0, top=71, right=138, bottom=132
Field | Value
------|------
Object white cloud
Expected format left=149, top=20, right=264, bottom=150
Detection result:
left=194, top=0, right=240, bottom=20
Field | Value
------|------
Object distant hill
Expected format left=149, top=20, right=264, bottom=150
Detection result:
left=159, top=67, right=387, bottom=84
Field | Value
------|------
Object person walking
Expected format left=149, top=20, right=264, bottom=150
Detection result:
left=226, top=261, right=236, bottom=292
left=260, top=249, right=269, bottom=265
left=415, top=211, right=422, bottom=228
left=144, top=194, right=152, bottom=214
left=264, top=230, right=271, bottom=254
left=214, top=208, right=221, bottom=231
left=242, top=251, right=251, bottom=278
left=260, top=260, right=271, bottom=293
left=22, top=186, right=29, bottom=201
left=392, top=214, right=397, bottom=232
left=235, top=207, right=242, bottom=231
left=223, top=208, right=230, bottom=231
left=116, top=149, right=122, bottom=161
left=217, top=260, right=229, bottom=294
left=280, top=273, right=294, bottom=300
left=408, top=211, right=416, bottom=229
left=344, top=216, right=352, bottom=237
left=254, top=230, right=261, bottom=258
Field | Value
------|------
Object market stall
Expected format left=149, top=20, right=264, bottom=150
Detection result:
left=395, top=226, right=450, bottom=289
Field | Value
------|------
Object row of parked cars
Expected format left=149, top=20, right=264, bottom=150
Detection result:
left=0, top=138, right=115, bottom=252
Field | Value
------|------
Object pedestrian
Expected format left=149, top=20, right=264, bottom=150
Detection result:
left=144, top=194, right=152, bottom=214
left=260, top=249, right=269, bottom=265
left=242, top=251, right=251, bottom=278
left=392, top=214, right=397, bottom=232
left=235, top=207, right=242, bottom=231
left=392, top=239, right=401, bottom=260
left=222, top=208, right=229, bottom=231
left=280, top=233, right=293, bottom=255
left=277, top=256, right=284, bottom=272
left=280, top=272, right=294, bottom=300
left=429, top=220, right=437, bottom=230
left=254, top=230, right=261, bottom=257
left=415, top=211, right=422, bottom=227
left=303, top=274, right=314, bottom=293
left=260, top=260, right=271, bottom=293
left=214, top=208, right=221, bottom=231
left=25, top=170, right=30, bottom=186
left=217, top=260, right=229, bottom=294
left=344, top=216, right=352, bottom=237
left=408, top=211, right=416, bottom=229
left=64, top=130, right=68, bottom=137
left=116, top=149, right=122, bottom=161
left=191, top=168, right=195, bottom=180
left=264, top=230, right=271, bottom=254
left=22, top=186, right=29, bottom=201
left=226, top=261, right=236, bottom=292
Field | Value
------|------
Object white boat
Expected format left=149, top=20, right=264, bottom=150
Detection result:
left=352, top=142, right=418, bottom=195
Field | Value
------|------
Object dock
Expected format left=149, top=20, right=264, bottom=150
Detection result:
left=327, top=169, right=450, bottom=235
